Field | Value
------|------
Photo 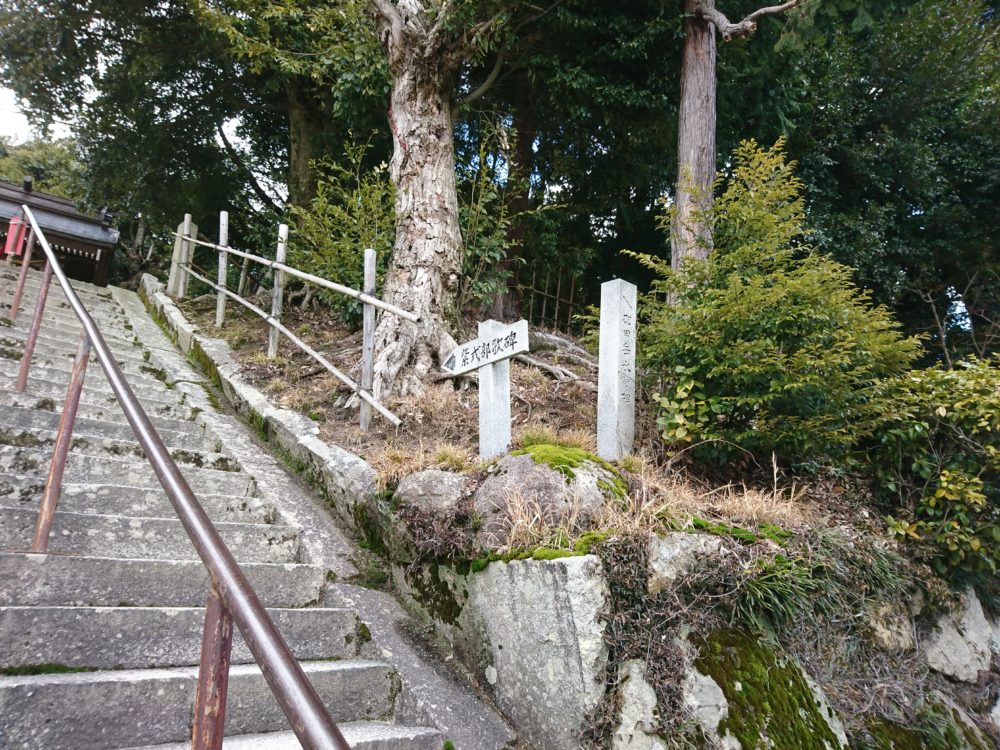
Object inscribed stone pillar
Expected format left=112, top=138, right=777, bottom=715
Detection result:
left=597, top=279, right=637, bottom=461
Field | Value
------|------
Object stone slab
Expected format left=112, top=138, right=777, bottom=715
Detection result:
left=0, top=605, right=360, bottom=669
left=0, top=479, right=274, bottom=524
left=0, top=552, right=325, bottom=608
left=0, top=659, right=395, bottom=749
left=126, top=721, right=443, bottom=750
left=0, top=446, right=255, bottom=496
left=0, top=507, right=301, bottom=564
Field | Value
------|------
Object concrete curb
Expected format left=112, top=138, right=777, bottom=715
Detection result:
left=137, top=274, right=377, bottom=536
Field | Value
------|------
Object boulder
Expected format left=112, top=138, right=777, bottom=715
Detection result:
left=991, top=696, right=1000, bottom=733
left=467, top=555, right=610, bottom=750
left=923, top=590, right=992, bottom=682
left=648, top=532, right=725, bottom=595
left=395, top=469, right=470, bottom=517
left=614, top=660, right=665, bottom=750
left=473, top=447, right=624, bottom=550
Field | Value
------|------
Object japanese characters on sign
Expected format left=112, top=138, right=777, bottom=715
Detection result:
left=442, top=319, right=529, bottom=376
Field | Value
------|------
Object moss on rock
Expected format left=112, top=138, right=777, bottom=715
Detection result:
left=511, top=443, right=628, bottom=498
left=694, top=629, right=845, bottom=749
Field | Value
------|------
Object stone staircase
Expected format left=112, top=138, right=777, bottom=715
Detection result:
left=0, top=267, right=445, bottom=749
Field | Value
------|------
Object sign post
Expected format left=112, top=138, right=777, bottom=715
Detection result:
left=597, top=279, right=637, bottom=461
left=442, top=319, right=529, bottom=458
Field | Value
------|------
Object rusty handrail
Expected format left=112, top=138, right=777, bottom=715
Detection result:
left=9, top=205, right=350, bottom=750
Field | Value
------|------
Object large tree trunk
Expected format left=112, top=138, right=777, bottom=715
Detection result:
left=285, top=76, right=326, bottom=210
left=673, top=0, right=718, bottom=270
left=371, top=32, right=463, bottom=399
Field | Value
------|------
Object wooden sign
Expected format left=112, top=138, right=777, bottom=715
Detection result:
left=444, top=319, right=529, bottom=458
left=442, top=319, right=529, bottom=376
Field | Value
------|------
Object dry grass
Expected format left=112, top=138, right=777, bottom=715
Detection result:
left=514, top=423, right=595, bottom=452
left=494, top=491, right=587, bottom=553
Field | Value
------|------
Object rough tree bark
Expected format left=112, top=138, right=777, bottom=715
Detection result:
left=370, top=0, right=465, bottom=399
left=286, top=76, right=329, bottom=210
left=673, top=0, right=718, bottom=270
left=672, top=0, right=802, bottom=269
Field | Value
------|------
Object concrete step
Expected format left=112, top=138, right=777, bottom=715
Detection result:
left=0, top=479, right=275, bottom=524
left=0, top=351, right=185, bottom=395
left=0, top=447, right=255, bottom=496
left=0, top=659, right=397, bottom=750
left=0, top=269, right=114, bottom=303
left=0, top=426, right=233, bottom=469
left=0, top=320, right=142, bottom=358
left=0, top=365, right=191, bottom=415
left=0, top=508, right=301, bottom=564
left=128, top=722, right=444, bottom=750
left=0, top=401, right=207, bottom=446
left=1, top=305, right=136, bottom=343
left=1, top=327, right=149, bottom=365
left=0, top=605, right=362, bottom=670
left=0, top=552, right=325, bottom=608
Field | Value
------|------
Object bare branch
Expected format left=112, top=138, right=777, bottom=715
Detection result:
left=695, top=0, right=803, bottom=42
left=371, top=0, right=405, bottom=56
left=453, top=45, right=508, bottom=115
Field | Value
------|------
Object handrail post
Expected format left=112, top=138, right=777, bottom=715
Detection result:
left=191, top=584, right=234, bottom=750
left=8, top=226, right=35, bottom=322
left=215, top=212, right=228, bottom=328
left=16, top=260, right=53, bottom=392
left=31, top=331, right=91, bottom=552
left=267, top=223, right=288, bottom=359
left=178, top=213, right=193, bottom=299
left=360, top=248, right=376, bottom=432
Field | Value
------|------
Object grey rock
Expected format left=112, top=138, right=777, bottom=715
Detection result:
left=648, top=532, right=724, bottom=595
left=396, top=469, right=469, bottom=516
left=466, top=555, right=609, bottom=750
left=681, top=660, right=739, bottom=750
left=473, top=453, right=617, bottom=550
left=923, top=589, right=992, bottom=682
left=613, top=660, right=665, bottom=750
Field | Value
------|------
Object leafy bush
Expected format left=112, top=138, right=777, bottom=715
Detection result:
left=289, top=135, right=394, bottom=327
left=878, top=356, right=1000, bottom=575
left=633, top=139, right=920, bottom=463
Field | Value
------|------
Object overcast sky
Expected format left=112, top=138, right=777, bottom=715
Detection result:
left=0, top=87, right=72, bottom=143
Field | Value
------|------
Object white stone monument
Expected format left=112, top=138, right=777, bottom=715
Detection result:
left=597, top=278, right=637, bottom=461
left=442, top=319, right=529, bottom=458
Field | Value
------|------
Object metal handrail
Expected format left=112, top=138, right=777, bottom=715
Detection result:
left=8, top=205, right=350, bottom=750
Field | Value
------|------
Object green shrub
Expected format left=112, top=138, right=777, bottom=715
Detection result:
left=877, top=356, right=1000, bottom=576
left=633, top=139, right=920, bottom=463
left=289, top=135, right=394, bottom=327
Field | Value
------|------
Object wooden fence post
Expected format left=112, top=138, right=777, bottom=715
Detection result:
left=215, top=211, right=228, bottom=328
left=267, top=223, right=288, bottom=358
left=360, top=248, right=376, bottom=432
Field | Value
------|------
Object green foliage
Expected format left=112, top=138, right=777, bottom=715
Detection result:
left=634, top=139, right=920, bottom=463
left=289, top=136, right=394, bottom=327
left=0, top=137, right=83, bottom=200
left=876, top=357, right=1000, bottom=576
